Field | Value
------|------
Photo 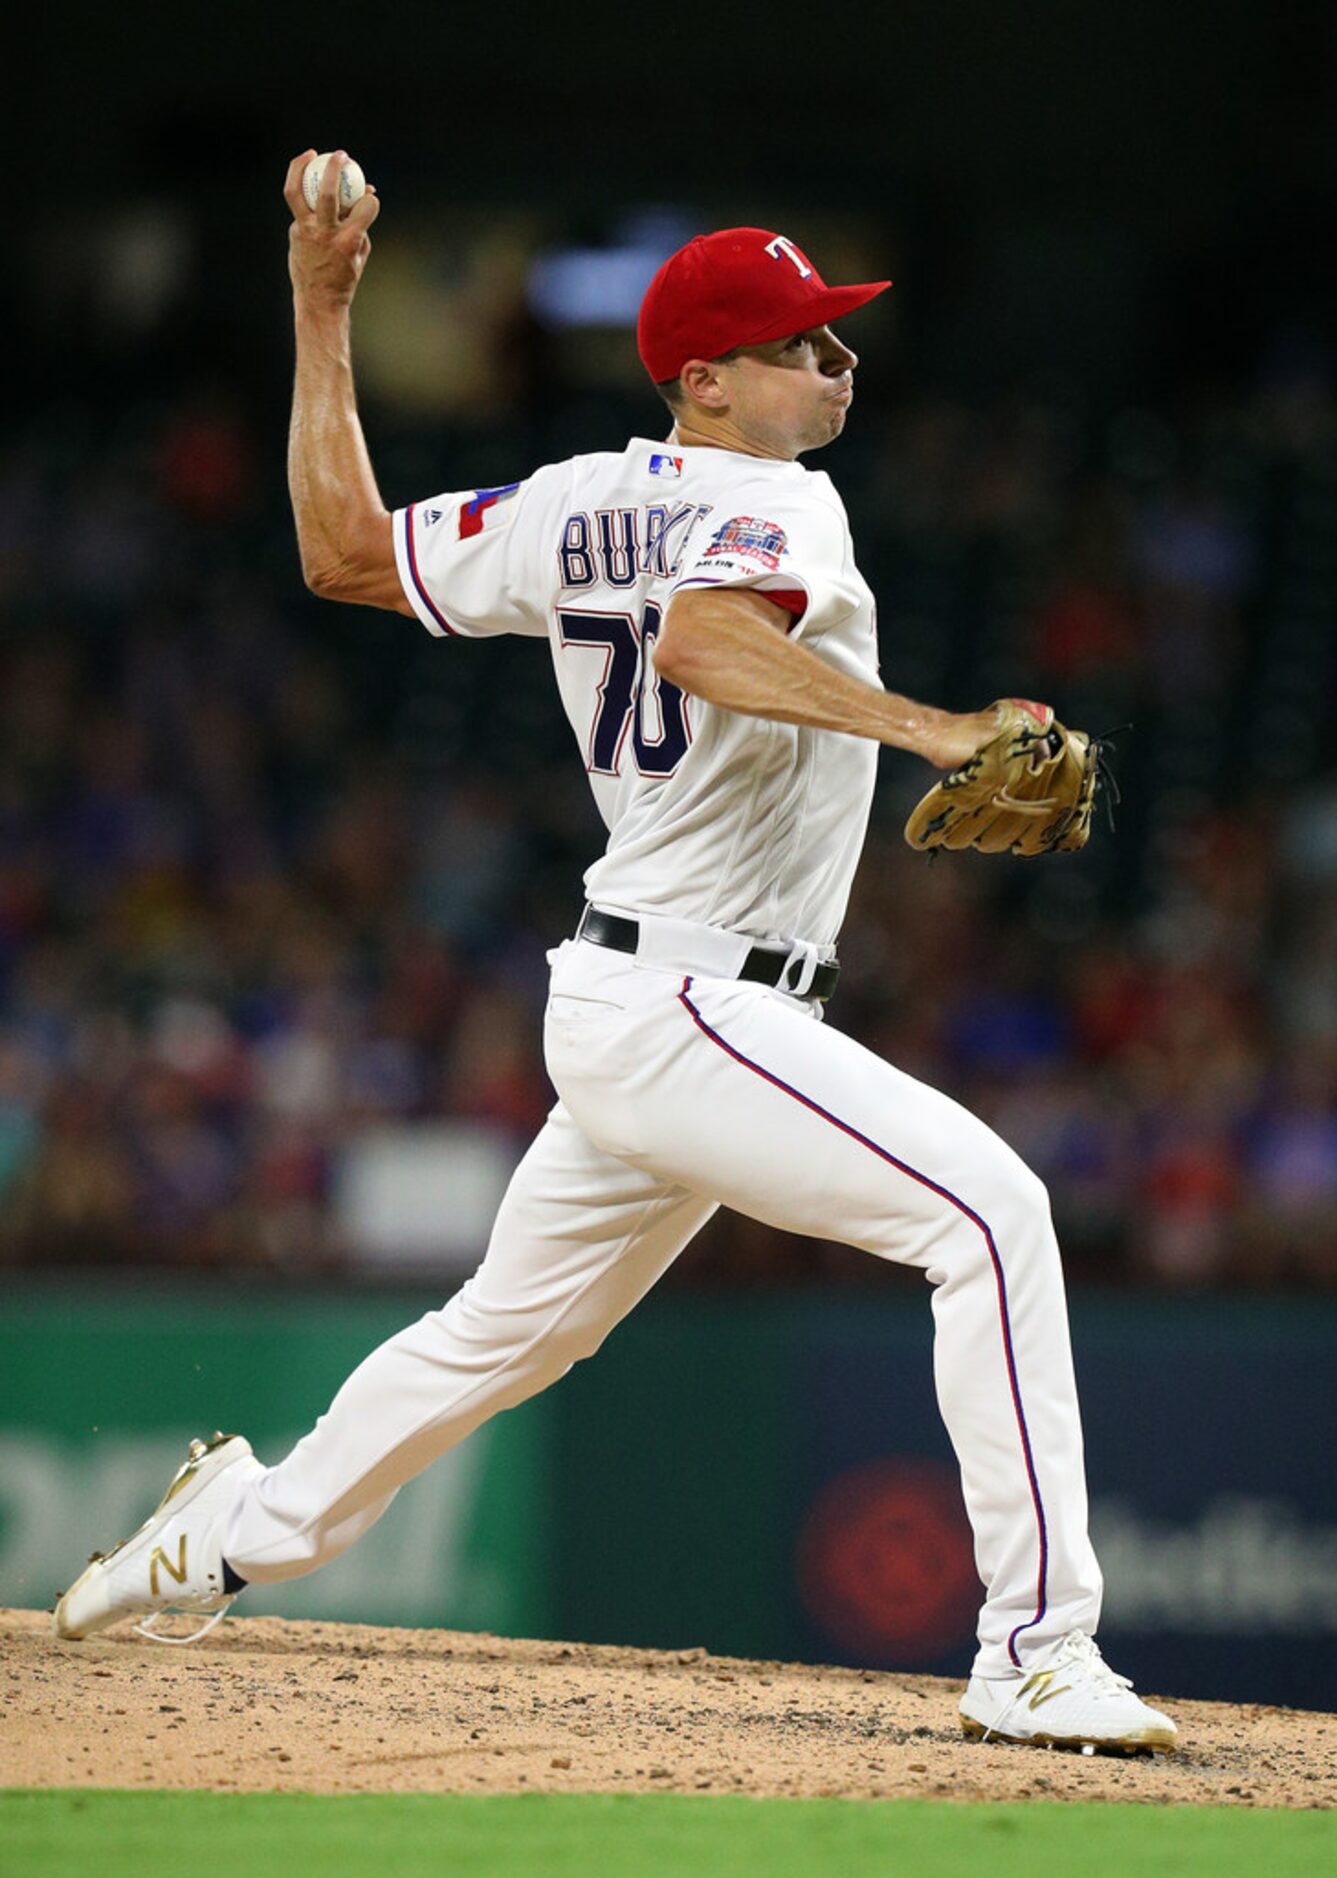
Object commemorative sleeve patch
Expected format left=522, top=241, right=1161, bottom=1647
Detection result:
left=703, top=515, right=788, bottom=572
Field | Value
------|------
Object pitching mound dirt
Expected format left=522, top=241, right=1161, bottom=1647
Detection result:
left=3, top=1609, right=1332, bottom=1807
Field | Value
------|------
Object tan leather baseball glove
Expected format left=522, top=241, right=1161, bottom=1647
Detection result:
left=904, top=699, right=1102, bottom=857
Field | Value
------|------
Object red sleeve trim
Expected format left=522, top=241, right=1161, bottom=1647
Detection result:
left=765, top=587, right=808, bottom=632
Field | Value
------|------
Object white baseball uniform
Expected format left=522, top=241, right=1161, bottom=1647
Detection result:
left=223, top=437, right=1103, bottom=1678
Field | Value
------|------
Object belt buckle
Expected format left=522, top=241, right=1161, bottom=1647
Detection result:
left=779, top=946, right=821, bottom=998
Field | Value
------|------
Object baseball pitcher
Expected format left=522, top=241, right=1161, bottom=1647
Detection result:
left=53, top=152, right=1172, bottom=1756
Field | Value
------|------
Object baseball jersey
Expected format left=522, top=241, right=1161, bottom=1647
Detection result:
left=393, top=438, right=881, bottom=948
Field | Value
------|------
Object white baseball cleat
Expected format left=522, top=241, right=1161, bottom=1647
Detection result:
left=52, top=1432, right=261, bottom=1645
left=960, top=1629, right=1178, bottom=1754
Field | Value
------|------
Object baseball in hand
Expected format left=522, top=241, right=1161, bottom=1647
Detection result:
left=302, top=153, right=366, bottom=217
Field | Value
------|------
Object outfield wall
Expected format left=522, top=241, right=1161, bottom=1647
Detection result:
left=3, top=1284, right=1334, bottom=1708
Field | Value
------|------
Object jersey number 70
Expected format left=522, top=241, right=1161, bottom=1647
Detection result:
left=558, top=603, right=690, bottom=779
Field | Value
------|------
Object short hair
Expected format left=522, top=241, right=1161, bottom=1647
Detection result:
left=653, top=346, right=745, bottom=414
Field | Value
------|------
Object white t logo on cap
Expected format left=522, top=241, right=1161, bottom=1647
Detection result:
left=765, top=236, right=812, bottom=279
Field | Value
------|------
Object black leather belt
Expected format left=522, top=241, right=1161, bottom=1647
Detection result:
left=577, top=906, right=840, bottom=1002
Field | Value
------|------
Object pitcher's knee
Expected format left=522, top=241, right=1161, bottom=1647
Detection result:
left=986, top=1165, right=1056, bottom=1248
left=937, top=1154, right=1058, bottom=1284
left=542, top=1306, right=616, bottom=1370
left=1002, top=1161, right=1054, bottom=1231
left=959, top=1121, right=1050, bottom=1221
left=426, top=1290, right=614, bottom=1393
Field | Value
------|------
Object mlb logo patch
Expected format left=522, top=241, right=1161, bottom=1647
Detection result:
left=649, top=453, right=684, bottom=478
left=704, top=515, right=788, bottom=572
left=459, top=482, right=521, bottom=540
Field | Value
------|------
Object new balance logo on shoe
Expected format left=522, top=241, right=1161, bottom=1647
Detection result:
left=149, top=1536, right=188, bottom=1597
left=53, top=1433, right=261, bottom=1644
left=958, top=1630, right=1178, bottom=1755
left=1019, top=1668, right=1073, bottom=1710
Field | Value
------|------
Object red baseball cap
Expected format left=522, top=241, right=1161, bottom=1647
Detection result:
left=637, top=227, right=891, bottom=385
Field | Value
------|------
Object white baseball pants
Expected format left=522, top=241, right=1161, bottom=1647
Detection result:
left=224, top=923, right=1103, bottom=1678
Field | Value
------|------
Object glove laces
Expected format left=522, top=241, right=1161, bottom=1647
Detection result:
left=1090, top=724, right=1129, bottom=834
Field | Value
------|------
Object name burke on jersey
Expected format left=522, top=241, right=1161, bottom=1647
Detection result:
left=558, top=502, right=717, bottom=590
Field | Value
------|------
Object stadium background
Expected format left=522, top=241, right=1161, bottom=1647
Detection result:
left=2, top=0, right=1335, bottom=1706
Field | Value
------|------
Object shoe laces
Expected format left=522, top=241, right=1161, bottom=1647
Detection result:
left=133, top=1599, right=236, bottom=1646
left=980, top=1631, right=1132, bottom=1742
left=1046, top=1630, right=1134, bottom=1696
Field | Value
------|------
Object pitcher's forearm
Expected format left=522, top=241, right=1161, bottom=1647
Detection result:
left=656, top=602, right=986, bottom=764
left=288, top=300, right=392, bottom=595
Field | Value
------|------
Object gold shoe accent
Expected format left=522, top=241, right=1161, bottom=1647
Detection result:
left=1018, top=1667, right=1073, bottom=1710
left=52, top=1434, right=247, bottom=1640
left=64, top=1436, right=242, bottom=1580
left=159, top=1433, right=239, bottom=1509
left=961, top=1716, right=1178, bottom=1756
left=149, top=1534, right=189, bottom=1597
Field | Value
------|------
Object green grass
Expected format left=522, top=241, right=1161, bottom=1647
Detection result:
left=3, top=1789, right=1334, bottom=1877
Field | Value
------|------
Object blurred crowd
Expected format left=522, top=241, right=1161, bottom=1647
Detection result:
left=0, top=359, right=1334, bottom=1290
